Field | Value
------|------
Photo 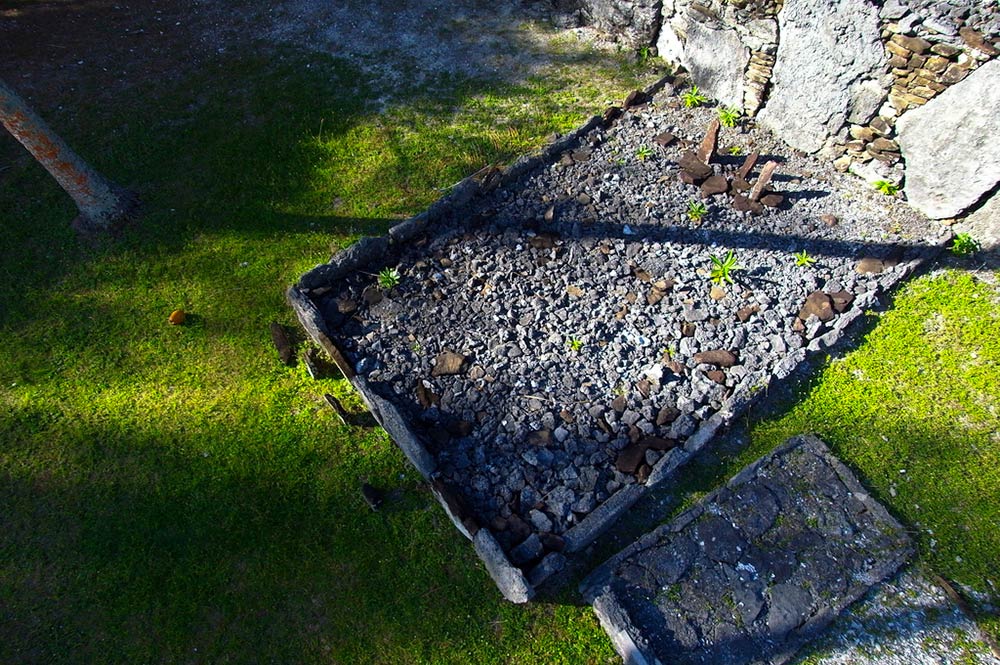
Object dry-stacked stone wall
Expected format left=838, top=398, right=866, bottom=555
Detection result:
left=575, top=0, right=1000, bottom=220
left=825, top=0, right=1000, bottom=183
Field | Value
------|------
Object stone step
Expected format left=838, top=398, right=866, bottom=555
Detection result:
left=580, top=435, right=913, bottom=665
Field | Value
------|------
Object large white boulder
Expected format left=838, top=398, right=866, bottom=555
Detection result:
left=896, top=59, right=1000, bottom=220
left=757, top=0, right=886, bottom=154
left=680, top=18, right=748, bottom=110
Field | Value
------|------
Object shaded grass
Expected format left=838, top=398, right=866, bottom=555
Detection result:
left=0, top=47, right=653, bottom=663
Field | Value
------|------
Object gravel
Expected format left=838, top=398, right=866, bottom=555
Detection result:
left=312, top=79, right=947, bottom=569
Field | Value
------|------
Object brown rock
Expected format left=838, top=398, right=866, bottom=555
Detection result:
left=528, top=430, right=552, bottom=446
left=640, top=435, right=676, bottom=451
left=798, top=291, right=835, bottom=322
left=680, top=321, right=697, bottom=337
left=693, top=349, right=738, bottom=367
left=749, top=161, right=778, bottom=202
left=636, top=379, right=651, bottom=398
left=654, top=131, right=677, bottom=147
left=647, top=287, right=666, bottom=306
left=623, top=89, right=650, bottom=108
left=856, top=257, right=886, bottom=274
left=679, top=171, right=699, bottom=185
left=930, top=43, right=961, bottom=57
left=732, top=194, right=752, bottom=213
left=362, top=285, right=383, bottom=305
left=602, top=106, right=623, bottom=124
left=656, top=406, right=681, bottom=426
left=960, top=27, right=999, bottom=56
left=870, top=116, right=891, bottom=137
left=707, top=369, right=727, bottom=384
left=710, top=285, right=727, bottom=300
left=700, top=174, right=729, bottom=197
left=616, top=442, right=648, bottom=474
left=697, top=118, right=721, bottom=164
left=820, top=214, right=839, bottom=227
left=336, top=298, right=358, bottom=314
left=169, top=309, right=186, bottom=325
left=539, top=533, right=566, bottom=552
left=611, top=394, right=627, bottom=413
left=431, top=350, right=468, bottom=376
left=923, top=55, right=950, bottom=74
left=529, top=233, right=558, bottom=249
left=888, top=54, right=908, bottom=69
left=907, top=54, right=927, bottom=69
left=560, top=409, right=575, bottom=424
left=567, top=284, right=585, bottom=298
left=829, top=290, right=855, bottom=313
left=760, top=193, right=784, bottom=208
left=737, top=150, right=760, bottom=181
left=891, top=33, right=931, bottom=54
left=731, top=176, right=751, bottom=192
left=544, top=205, right=555, bottom=222
left=792, top=318, right=806, bottom=333
left=415, top=383, right=440, bottom=408
left=679, top=151, right=713, bottom=180
left=850, top=125, right=875, bottom=141
left=269, top=322, right=294, bottom=365
left=940, top=63, right=970, bottom=84
left=736, top=305, right=759, bottom=322
left=637, top=464, right=652, bottom=484
left=665, top=360, right=686, bottom=377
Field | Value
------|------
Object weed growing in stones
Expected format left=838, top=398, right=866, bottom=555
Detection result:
left=637, top=45, right=653, bottom=66
left=378, top=267, right=401, bottom=290
left=566, top=337, right=584, bottom=353
left=794, top=250, right=818, bottom=267
left=873, top=179, right=899, bottom=196
left=709, top=250, right=743, bottom=285
left=950, top=233, right=981, bottom=256
left=682, top=85, right=708, bottom=108
left=635, top=145, right=653, bottom=161
left=727, top=146, right=744, bottom=156
left=717, top=106, right=741, bottom=128
left=686, top=200, right=708, bottom=222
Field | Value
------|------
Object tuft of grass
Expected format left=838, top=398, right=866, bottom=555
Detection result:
left=793, top=250, right=818, bottom=267
left=727, top=145, right=744, bottom=156
left=717, top=106, right=741, bottom=128
left=566, top=337, right=584, bottom=353
left=686, top=200, right=708, bottom=222
left=681, top=85, right=708, bottom=108
left=709, top=250, right=743, bottom=285
left=950, top=232, right=981, bottom=256
left=874, top=179, right=900, bottom=196
left=635, top=145, right=653, bottom=161
left=377, top=266, right=401, bottom=290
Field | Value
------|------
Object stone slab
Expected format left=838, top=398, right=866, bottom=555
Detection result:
left=581, top=435, right=913, bottom=665
left=896, top=59, right=1000, bottom=219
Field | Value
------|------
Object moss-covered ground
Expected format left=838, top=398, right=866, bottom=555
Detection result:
left=1, top=26, right=997, bottom=665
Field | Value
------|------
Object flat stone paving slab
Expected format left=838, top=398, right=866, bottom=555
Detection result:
left=581, top=434, right=914, bottom=665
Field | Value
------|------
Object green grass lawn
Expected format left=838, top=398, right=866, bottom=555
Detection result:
left=1, top=39, right=998, bottom=664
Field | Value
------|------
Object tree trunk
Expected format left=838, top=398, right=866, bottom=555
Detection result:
left=0, top=78, right=137, bottom=233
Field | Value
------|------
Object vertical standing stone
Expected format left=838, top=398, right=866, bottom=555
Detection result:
left=749, top=161, right=778, bottom=202
left=696, top=118, right=721, bottom=164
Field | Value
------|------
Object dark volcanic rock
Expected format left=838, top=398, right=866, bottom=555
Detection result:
left=679, top=151, right=713, bottom=180
left=700, top=175, right=729, bottom=197
left=616, top=442, right=648, bottom=474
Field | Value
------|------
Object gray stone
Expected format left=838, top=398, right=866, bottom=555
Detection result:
left=578, top=0, right=662, bottom=46
left=510, top=533, right=543, bottom=566
left=758, top=0, right=887, bottom=153
left=527, top=552, right=567, bottom=587
left=473, top=529, right=534, bottom=604
left=896, top=59, right=1000, bottom=219
left=680, top=19, right=749, bottom=110
left=581, top=435, right=913, bottom=665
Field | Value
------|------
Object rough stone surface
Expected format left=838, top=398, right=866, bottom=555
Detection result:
left=896, top=59, right=1000, bottom=219
left=578, top=0, right=662, bottom=46
left=581, top=435, right=914, bottom=665
left=758, top=0, right=887, bottom=153
left=681, top=18, right=749, bottom=110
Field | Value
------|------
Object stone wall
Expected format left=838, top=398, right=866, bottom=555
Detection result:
left=573, top=0, right=1000, bottom=220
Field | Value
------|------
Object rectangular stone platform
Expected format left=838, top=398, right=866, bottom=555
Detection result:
left=580, top=434, right=913, bottom=665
